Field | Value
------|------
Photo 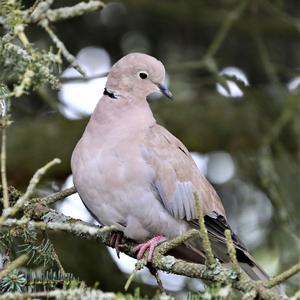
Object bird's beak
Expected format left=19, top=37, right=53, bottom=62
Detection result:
left=157, top=83, right=173, bottom=100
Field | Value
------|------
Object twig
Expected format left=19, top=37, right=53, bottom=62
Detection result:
left=46, top=1, right=105, bottom=23
left=204, top=0, right=249, bottom=59
left=169, top=0, right=249, bottom=73
left=224, top=229, right=241, bottom=274
left=194, top=192, right=216, bottom=266
left=262, top=91, right=300, bottom=147
left=0, top=254, right=28, bottom=280
left=3, top=218, right=117, bottom=239
left=41, top=186, right=77, bottom=205
left=13, top=68, right=35, bottom=97
left=14, top=24, right=30, bottom=48
left=60, top=72, right=109, bottom=83
left=0, top=158, right=61, bottom=225
left=124, top=259, right=146, bottom=291
left=0, top=85, right=10, bottom=209
left=262, top=0, right=300, bottom=35
left=1, top=126, right=9, bottom=209
left=252, top=18, right=279, bottom=86
left=156, top=229, right=199, bottom=255
left=39, top=20, right=86, bottom=76
left=28, top=0, right=54, bottom=23
left=264, top=263, right=300, bottom=288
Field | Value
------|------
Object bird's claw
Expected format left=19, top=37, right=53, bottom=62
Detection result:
left=132, top=235, right=167, bottom=262
left=109, top=232, right=124, bottom=258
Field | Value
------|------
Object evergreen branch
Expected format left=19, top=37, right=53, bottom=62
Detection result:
left=0, top=287, right=128, bottom=300
left=18, top=239, right=56, bottom=267
left=25, top=269, right=74, bottom=290
left=0, top=38, right=60, bottom=90
left=0, top=255, right=28, bottom=280
left=0, top=270, right=26, bottom=293
left=0, top=158, right=61, bottom=225
left=13, top=68, right=35, bottom=98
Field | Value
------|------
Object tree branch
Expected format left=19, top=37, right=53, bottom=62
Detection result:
left=0, top=158, right=61, bottom=225
left=194, top=193, right=216, bottom=266
left=2, top=191, right=287, bottom=299
left=264, top=263, right=300, bottom=289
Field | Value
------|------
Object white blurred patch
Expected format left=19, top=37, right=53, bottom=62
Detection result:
left=216, top=66, right=249, bottom=98
left=228, top=180, right=273, bottom=249
left=239, top=187, right=272, bottom=247
left=58, top=47, right=111, bottom=119
left=108, top=248, right=185, bottom=291
left=56, top=175, right=96, bottom=224
left=207, top=151, right=235, bottom=184
left=287, top=76, right=300, bottom=91
left=191, top=152, right=209, bottom=176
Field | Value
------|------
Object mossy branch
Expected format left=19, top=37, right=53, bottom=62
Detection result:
left=264, top=263, right=300, bottom=289
left=1, top=189, right=292, bottom=300
left=224, top=229, right=241, bottom=275
left=194, top=192, right=216, bottom=266
left=0, top=158, right=61, bottom=225
left=28, top=1, right=105, bottom=23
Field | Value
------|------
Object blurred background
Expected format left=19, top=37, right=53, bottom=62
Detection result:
left=4, top=0, right=300, bottom=297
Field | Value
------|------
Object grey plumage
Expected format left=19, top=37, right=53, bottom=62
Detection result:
left=71, top=52, right=268, bottom=281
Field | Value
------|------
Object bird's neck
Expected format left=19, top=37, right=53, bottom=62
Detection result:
left=85, top=96, right=156, bottom=137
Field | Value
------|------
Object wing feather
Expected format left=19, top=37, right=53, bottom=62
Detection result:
left=142, top=124, right=269, bottom=281
left=142, top=124, right=225, bottom=220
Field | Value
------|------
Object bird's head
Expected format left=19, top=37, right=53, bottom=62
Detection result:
left=105, top=53, right=172, bottom=101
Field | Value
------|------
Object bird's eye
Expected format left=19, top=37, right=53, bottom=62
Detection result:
left=138, top=72, right=148, bottom=79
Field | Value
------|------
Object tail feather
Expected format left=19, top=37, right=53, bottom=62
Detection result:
left=240, top=262, right=269, bottom=281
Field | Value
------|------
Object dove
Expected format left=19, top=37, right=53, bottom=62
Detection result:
left=71, top=52, right=268, bottom=281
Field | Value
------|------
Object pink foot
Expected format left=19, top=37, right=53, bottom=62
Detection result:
left=110, top=232, right=124, bottom=258
left=133, top=235, right=167, bottom=262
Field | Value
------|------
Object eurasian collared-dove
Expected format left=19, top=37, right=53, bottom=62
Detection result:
left=71, top=53, right=268, bottom=281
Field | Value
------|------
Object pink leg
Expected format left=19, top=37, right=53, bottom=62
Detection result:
left=109, top=232, right=124, bottom=258
left=133, top=235, right=167, bottom=262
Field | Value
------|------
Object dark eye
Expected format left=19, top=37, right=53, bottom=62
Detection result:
left=139, top=72, right=148, bottom=79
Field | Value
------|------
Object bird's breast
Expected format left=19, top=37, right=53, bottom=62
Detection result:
left=71, top=136, right=189, bottom=242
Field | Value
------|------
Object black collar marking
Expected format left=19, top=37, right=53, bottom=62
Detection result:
left=103, top=88, right=117, bottom=99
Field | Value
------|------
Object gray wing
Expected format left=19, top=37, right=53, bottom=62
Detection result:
left=142, top=124, right=269, bottom=280
left=142, top=124, right=226, bottom=221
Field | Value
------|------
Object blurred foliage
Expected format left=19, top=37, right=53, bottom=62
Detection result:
left=0, top=0, right=299, bottom=299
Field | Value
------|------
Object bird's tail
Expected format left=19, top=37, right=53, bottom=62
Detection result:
left=240, top=252, right=287, bottom=298
left=240, top=260, right=269, bottom=281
